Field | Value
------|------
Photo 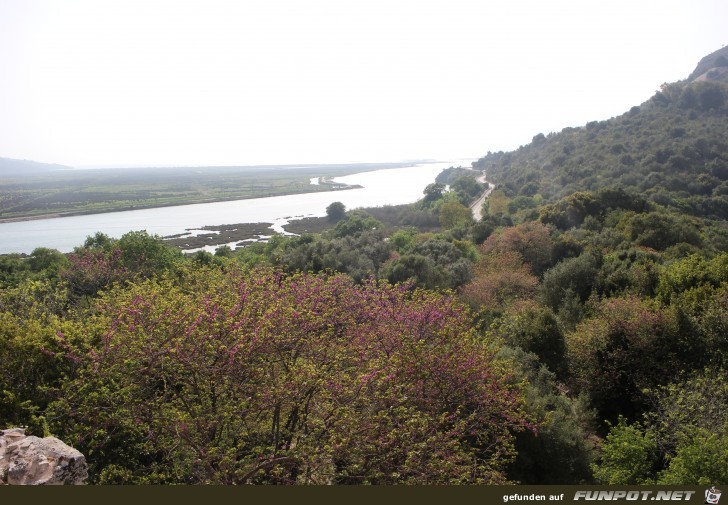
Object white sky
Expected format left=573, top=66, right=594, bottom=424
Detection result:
left=0, top=0, right=726, bottom=168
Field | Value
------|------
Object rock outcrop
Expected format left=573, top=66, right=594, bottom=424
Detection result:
left=688, top=45, right=728, bottom=82
left=0, top=428, right=87, bottom=485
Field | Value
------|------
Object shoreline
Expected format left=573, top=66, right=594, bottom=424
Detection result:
left=0, top=184, right=363, bottom=225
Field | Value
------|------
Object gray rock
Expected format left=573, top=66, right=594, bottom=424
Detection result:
left=0, top=428, right=87, bottom=485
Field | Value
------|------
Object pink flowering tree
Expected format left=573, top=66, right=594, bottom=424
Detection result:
left=56, top=266, right=531, bottom=484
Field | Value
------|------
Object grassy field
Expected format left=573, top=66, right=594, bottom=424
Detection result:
left=0, top=163, right=412, bottom=221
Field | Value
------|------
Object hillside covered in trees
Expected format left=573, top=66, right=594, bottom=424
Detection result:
left=0, top=51, right=726, bottom=485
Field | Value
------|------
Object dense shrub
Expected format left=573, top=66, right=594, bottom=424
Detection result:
left=50, top=267, right=530, bottom=484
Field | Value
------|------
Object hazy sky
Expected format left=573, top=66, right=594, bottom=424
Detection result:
left=1, top=0, right=726, bottom=167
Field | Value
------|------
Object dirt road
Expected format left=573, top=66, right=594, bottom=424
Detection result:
left=469, top=173, right=494, bottom=221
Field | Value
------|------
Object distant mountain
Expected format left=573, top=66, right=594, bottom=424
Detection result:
left=0, top=157, right=72, bottom=176
left=474, top=47, right=728, bottom=221
left=688, top=45, right=728, bottom=82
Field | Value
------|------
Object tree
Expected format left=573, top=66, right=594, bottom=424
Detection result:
left=214, top=245, right=233, bottom=257
left=540, top=252, right=600, bottom=311
left=481, top=222, right=554, bottom=276
left=422, top=183, right=445, bottom=206
left=332, top=212, right=382, bottom=237
left=382, top=240, right=473, bottom=291
left=656, top=252, right=728, bottom=303
left=593, top=370, right=728, bottom=485
left=565, top=297, right=681, bottom=424
left=383, top=238, right=473, bottom=290
left=451, top=176, right=484, bottom=205
left=657, top=428, right=728, bottom=485
left=28, top=247, right=69, bottom=277
left=325, top=201, right=346, bottom=222
left=499, top=347, right=596, bottom=484
left=115, top=230, right=182, bottom=278
left=592, top=418, right=658, bottom=485
left=460, top=250, right=538, bottom=314
left=626, top=212, right=702, bottom=251
left=53, top=267, right=530, bottom=484
left=645, top=370, right=728, bottom=465
left=539, top=192, right=600, bottom=230
left=494, top=301, right=567, bottom=378
left=694, top=80, right=726, bottom=110
left=439, top=200, right=472, bottom=229
left=0, top=307, right=86, bottom=436
left=382, top=254, right=436, bottom=288
left=60, top=231, right=181, bottom=300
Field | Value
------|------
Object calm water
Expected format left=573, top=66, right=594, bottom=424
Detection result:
left=0, top=162, right=461, bottom=254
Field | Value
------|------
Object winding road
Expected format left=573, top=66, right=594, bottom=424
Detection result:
left=469, top=173, right=494, bottom=221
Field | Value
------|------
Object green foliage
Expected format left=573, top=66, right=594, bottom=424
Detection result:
left=693, top=80, right=727, bottom=110
left=325, top=201, right=346, bottom=222
left=498, top=347, right=596, bottom=484
left=494, top=301, right=567, bottom=378
left=645, top=370, right=727, bottom=457
left=0, top=278, right=70, bottom=320
left=593, top=370, right=728, bottom=485
left=388, top=228, right=418, bottom=253
left=0, top=254, right=30, bottom=287
left=596, top=248, right=661, bottom=298
left=540, top=253, right=600, bottom=312
left=363, top=204, right=440, bottom=231
left=649, top=371, right=728, bottom=485
left=540, top=189, right=650, bottom=231
left=540, top=192, right=600, bottom=230
left=656, top=252, right=728, bottom=302
left=592, top=418, right=658, bottom=485
left=0, top=309, right=87, bottom=436
left=60, top=231, right=183, bottom=301
left=28, top=248, right=69, bottom=277
left=657, top=428, right=728, bottom=485
left=383, top=238, right=473, bottom=290
left=434, top=166, right=477, bottom=185
left=626, top=212, right=702, bottom=251
left=438, top=200, right=473, bottom=230
left=115, top=230, right=183, bottom=278
left=566, top=297, right=687, bottom=424
left=422, top=183, right=445, bottom=207
left=214, top=245, right=233, bottom=258
left=281, top=230, right=392, bottom=283
left=332, top=212, right=383, bottom=238
left=475, top=80, right=728, bottom=227
left=450, top=176, right=485, bottom=205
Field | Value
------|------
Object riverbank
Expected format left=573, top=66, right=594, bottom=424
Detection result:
left=168, top=203, right=444, bottom=253
left=0, top=162, right=455, bottom=255
left=0, top=183, right=365, bottom=224
left=0, top=162, right=414, bottom=223
left=0, top=185, right=364, bottom=224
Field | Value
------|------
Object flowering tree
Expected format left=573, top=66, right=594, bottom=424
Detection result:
left=481, top=222, right=554, bottom=276
left=56, top=266, right=530, bottom=484
left=459, top=250, right=539, bottom=313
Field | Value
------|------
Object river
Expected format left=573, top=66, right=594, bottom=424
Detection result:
left=0, top=161, right=464, bottom=254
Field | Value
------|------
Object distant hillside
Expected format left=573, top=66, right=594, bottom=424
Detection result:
left=0, top=157, right=72, bottom=175
left=688, top=45, right=728, bottom=81
left=474, top=69, right=728, bottom=222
